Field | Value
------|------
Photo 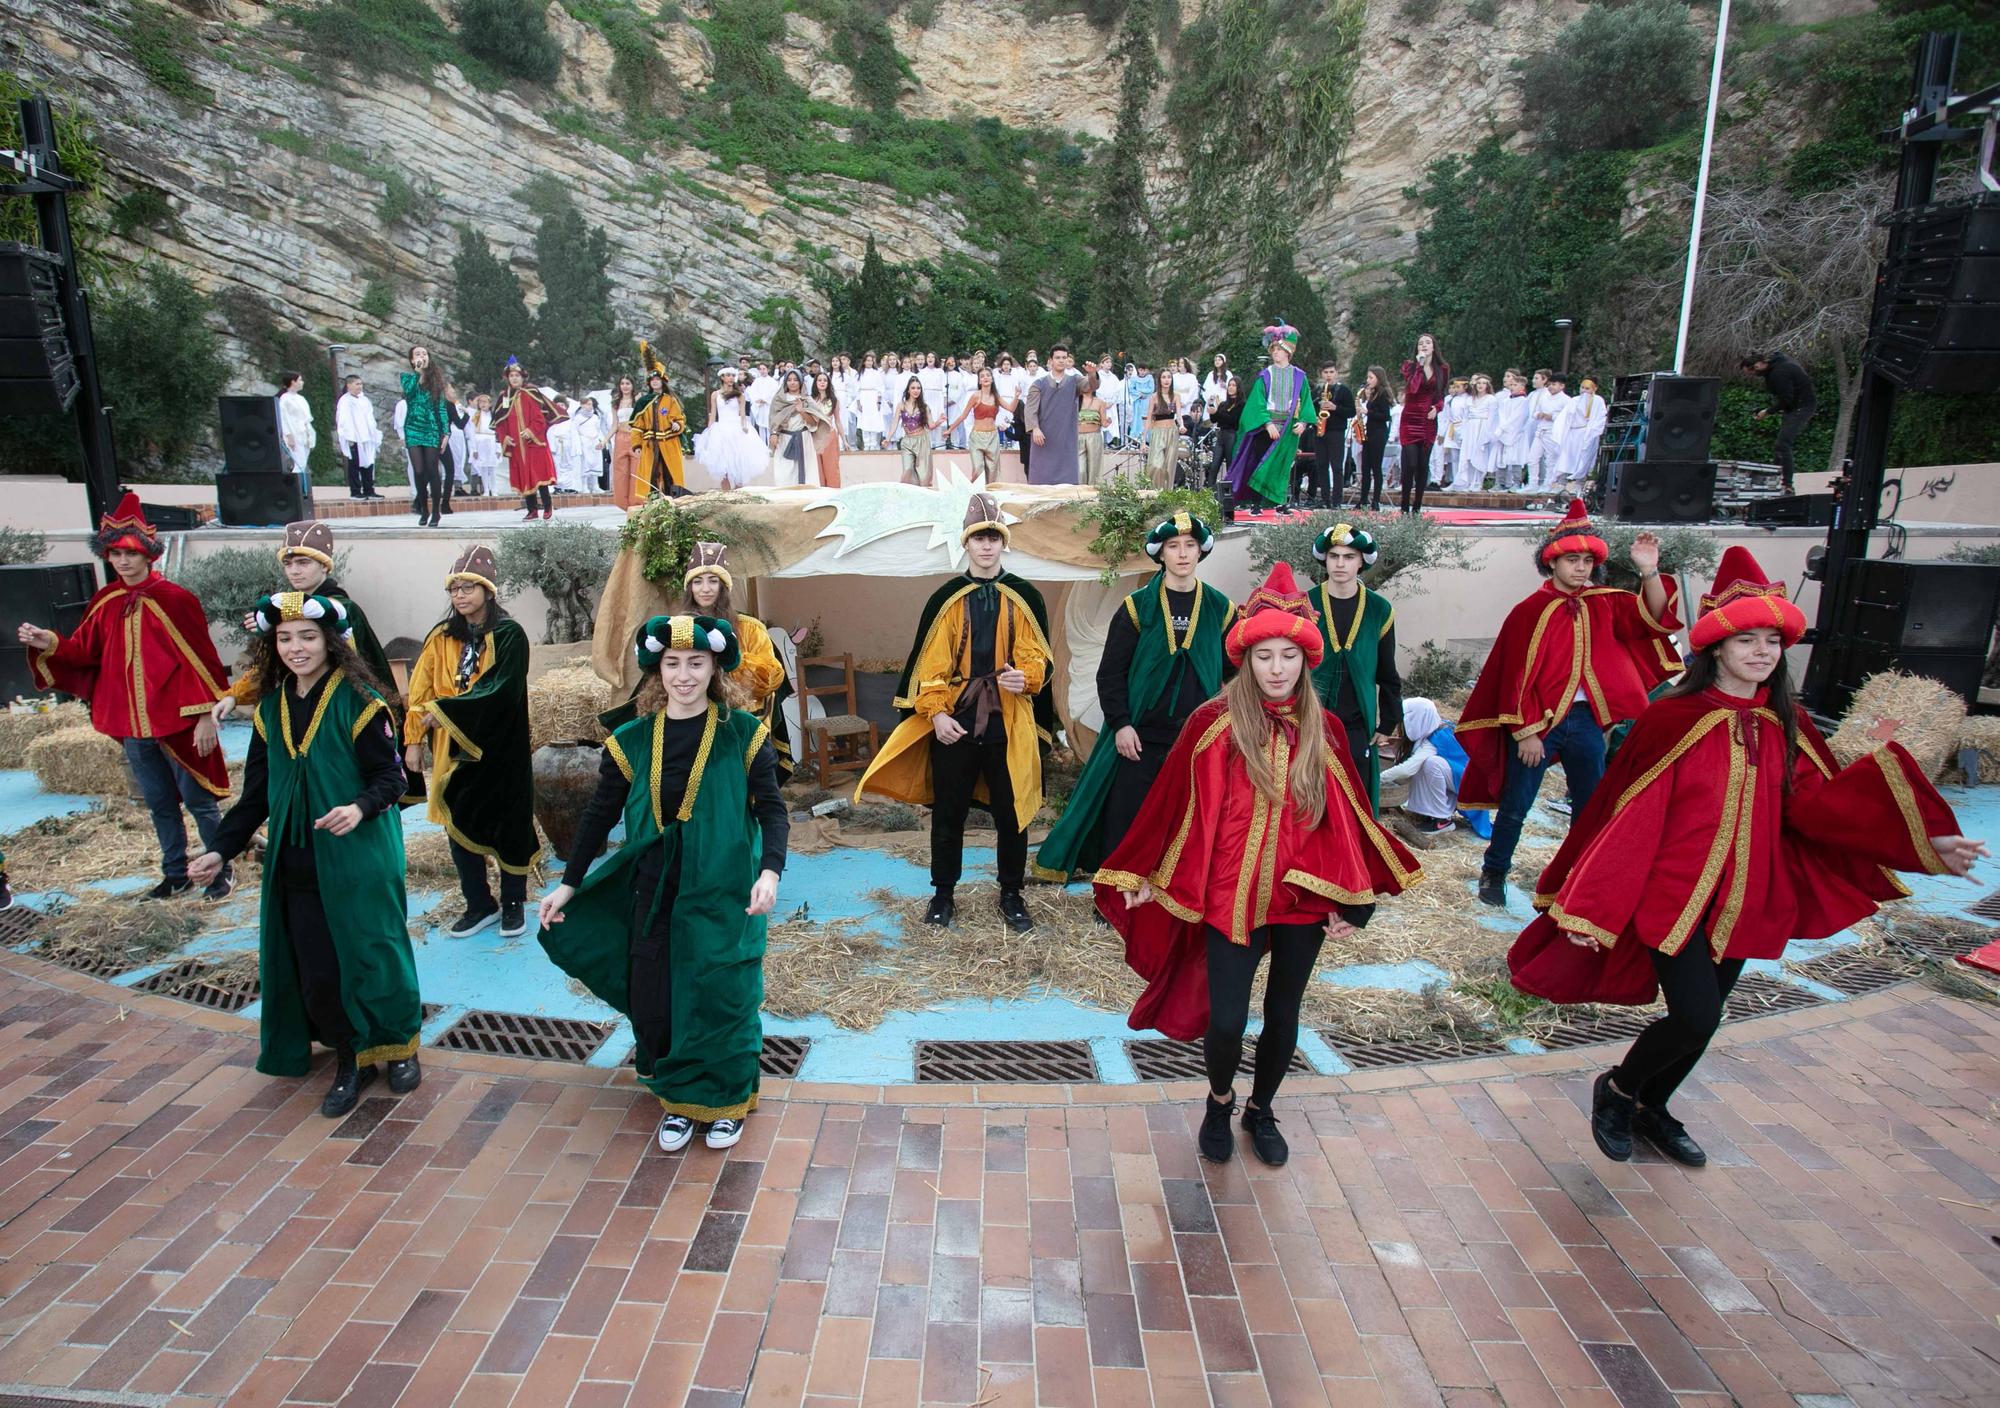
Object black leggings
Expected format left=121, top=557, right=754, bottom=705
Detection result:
left=1204, top=923, right=1323, bottom=1109
left=1358, top=433, right=1387, bottom=509
left=449, top=838, right=526, bottom=912
left=1399, top=443, right=1432, bottom=514
left=1610, top=942, right=1745, bottom=1109
left=410, top=444, right=443, bottom=519
left=283, top=876, right=354, bottom=1051
left=521, top=484, right=552, bottom=516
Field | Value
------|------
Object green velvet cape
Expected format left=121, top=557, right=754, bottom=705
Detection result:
left=425, top=615, right=541, bottom=872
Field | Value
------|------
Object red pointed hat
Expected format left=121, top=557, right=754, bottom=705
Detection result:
left=1226, top=560, right=1324, bottom=668
left=1539, top=498, right=1608, bottom=565
left=1690, top=545, right=1806, bottom=650
left=92, top=491, right=163, bottom=561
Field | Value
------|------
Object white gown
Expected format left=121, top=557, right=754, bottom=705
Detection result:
left=855, top=370, right=888, bottom=438
left=697, top=394, right=767, bottom=489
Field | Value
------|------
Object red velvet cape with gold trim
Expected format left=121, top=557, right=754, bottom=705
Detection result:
left=1457, top=579, right=1683, bottom=808
left=1507, top=687, right=1960, bottom=1005
left=32, top=573, right=232, bottom=794
left=1092, top=697, right=1422, bottom=1041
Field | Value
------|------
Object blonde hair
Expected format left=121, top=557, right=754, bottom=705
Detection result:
left=1222, top=660, right=1329, bottom=830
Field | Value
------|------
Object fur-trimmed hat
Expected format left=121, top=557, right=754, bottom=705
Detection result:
left=683, top=541, right=733, bottom=591
left=1312, top=521, right=1378, bottom=567
left=445, top=546, right=499, bottom=595
left=1144, top=510, right=1214, bottom=561
left=1261, top=322, right=1300, bottom=351
left=634, top=613, right=740, bottom=674
left=960, top=492, right=1010, bottom=547
left=92, top=492, right=162, bottom=561
left=1539, top=498, right=1608, bottom=566
left=250, top=591, right=353, bottom=643
left=279, top=520, right=335, bottom=569
left=1225, top=560, right=1323, bottom=669
left=1689, top=546, right=1805, bottom=651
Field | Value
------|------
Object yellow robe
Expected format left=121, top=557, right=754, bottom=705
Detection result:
left=730, top=614, right=787, bottom=715
left=854, top=583, right=1050, bottom=821
left=632, top=393, right=686, bottom=496
left=404, top=628, right=494, bottom=834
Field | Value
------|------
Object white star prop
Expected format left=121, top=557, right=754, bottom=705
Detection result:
left=801, top=464, right=1021, bottom=570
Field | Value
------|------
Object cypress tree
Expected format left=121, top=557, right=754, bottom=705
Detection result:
left=848, top=236, right=903, bottom=353
left=529, top=200, right=629, bottom=387
left=1083, top=1, right=1157, bottom=355
left=451, top=227, right=534, bottom=391
left=770, top=307, right=806, bottom=364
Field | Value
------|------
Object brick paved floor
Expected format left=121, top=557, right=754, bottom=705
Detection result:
left=0, top=955, right=1997, bottom=1407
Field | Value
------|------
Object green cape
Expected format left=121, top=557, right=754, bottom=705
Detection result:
left=425, top=615, right=541, bottom=872
left=1244, top=368, right=1317, bottom=506
left=1310, top=581, right=1395, bottom=813
left=251, top=672, right=421, bottom=1077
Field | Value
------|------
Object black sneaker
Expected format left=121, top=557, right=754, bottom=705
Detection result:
left=202, top=874, right=234, bottom=902
left=446, top=905, right=499, bottom=939
left=385, top=1056, right=422, bottom=1095
left=1634, top=1105, right=1706, bottom=1167
left=498, top=901, right=526, bottom=937
left=321, top=1053, right=378, bottom=1118
left=1241, top=1102, right=1289, bottom=1166
left=1198, top=1093, right=1236, bottom=1163
left=924, top=892, right=955, bottom=927
left=997, top=889, right=1032, bottom=933
left=1590, top=1070, right=1635, bottom=1162
left=144, top=878, right=193, bottom=901
left=1477, top=871, right=1507, bottom=907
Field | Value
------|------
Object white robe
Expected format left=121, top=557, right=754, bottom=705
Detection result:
left=1527, top=388, right=1569, bottom=485
left=944, top=369, right=975, bottom=444
left=855, top=370, right=888, bottom=436
left=468, top=409, right=499, bottom=476
left=1171, top=372, right=1199, bottom=419
left=1094, top=371, right=1124, bottom=442
left=279, top=390, right=315, bottom=475
left=336, top=392, right=380, bottom=468
left=993, top=369, right=1027, bottom=432
left=1491, top=391, right=1532, bottom=464
left=1201, top=371, right=1229, bottom=413
left=1457, top=394, right=1497, bottom=486
left=745, top=375, right=778, bottom=434
left=391, top=400, right=414, bottom=483
left=1556, top=391, right=1607, bottom=484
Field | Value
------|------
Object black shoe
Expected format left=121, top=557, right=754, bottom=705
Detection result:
left=145, top=877, right=193, bottom=901
left=1198, top=1093, right=1236, bottom=1163
left=0, top=873, right=13, bottom=910
left=446, top=905, right=499, bottom=939
left=1241, top=1102, right=1289, bottom=1166
left=499, top=901, right=526, bottom=937
left=1477, top=871, right=1507, bottom=907
left=924, top=892, right=955, bottom=926
left=385, top=1055, right=422, bottom=1095
left=321, top=1052, right=378, bottom=1118
left=997, top=889, right=1032, bottom=933
left=1634, top=1105, right=1706, bottom=1167
left=1590, top=1070, right=1635, bottom=1162
left=203, top=874, right=234, bottom=902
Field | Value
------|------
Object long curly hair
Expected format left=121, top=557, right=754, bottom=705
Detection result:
left=250, top=621, right=396, bottom=706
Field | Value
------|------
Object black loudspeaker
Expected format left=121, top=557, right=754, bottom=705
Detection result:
left=1867, top=193, right=2000, bottom=393
left=1643, top=376, right=1719, bottom=462
left=1836, top=558, right=2000, bottom=653
left=1745, top=492, right=1837, bottom=528
left=0, top=561, right=99, bottom=701
left=0, top=243, right=75, bottom=416
left=216, top=394, right=286, bottom=474
left=216, top=472, right=307, bottom=527
left=1820, top=642, right=1987, bottom=717
left=1602, top=459, right=1716, bottom=523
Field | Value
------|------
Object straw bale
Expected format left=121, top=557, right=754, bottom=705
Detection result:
left=27, top=727, right=136, bottom=798
left=0, top=702, right=88, bottom=769
left=528, top=665, right=617, bottom=750
left=1828, top=670, right=1965, bottom=778
left=1945, top=714, right=2000, bottom=784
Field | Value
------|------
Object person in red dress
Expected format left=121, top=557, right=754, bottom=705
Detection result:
left=495, top=355, right=561, bottom=521
left=1457, top=499, right=1682, bottom=908
left=1094, top=561, right=1422, bottom=1168
left=1508, top=546, right=1984, bottom=1166
left=15, top=493, right=235, bottom=899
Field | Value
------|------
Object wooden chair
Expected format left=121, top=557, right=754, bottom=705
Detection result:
left=795, top=653, right=879, bottom=787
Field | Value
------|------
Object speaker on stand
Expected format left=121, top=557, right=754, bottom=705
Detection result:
left=215, top=393, right=309, bottom=525
left=1601, top=459, right=1717, bottom=523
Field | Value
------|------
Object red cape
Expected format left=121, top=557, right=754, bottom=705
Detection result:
left=1457, top=579, right=1683, bottom=808
left=498, top=387, right=559, bottom=493
left=33, top=573, right=231, bottom=794
left=1508, top=687, right=1960, bottom=1005
left=1093, top=697, right=1422, bottom=1041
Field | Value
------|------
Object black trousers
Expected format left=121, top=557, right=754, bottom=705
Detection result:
left=1772, top=407, right=1814, bottom=489
left=282, top=874, right=355, bottom=1051
left=1358, top=433, right=1387, bottom=509
left=1100, top=733, right=1172, bottom=862
left=437, top=443, right=458, bottom=511
left=1205, top=923, right=1324, bottom=1108
left=1610, top=941, right=1746, bottom=1108
left=930, top=727, right=1026, bottom=892
left=1398, top=443, right=1432, bottom=514
left=628, top=847, right=679, bottom=1072
left=410, top=444, right=443, bottom=519
left=1208, top=428, right=1236, bottom=487
left=345, top=446, right=376, bottom=498
left=521, top=484, right=553, bottom=515
left=449, top=838, right=526, bottom=911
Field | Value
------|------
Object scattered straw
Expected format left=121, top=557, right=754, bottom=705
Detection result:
left=1828, top=670, right=1965, bottom=778
left=34, top=892, right=205, bottom=972
left=27, top=726, right=134, bottom=798
left=0, top=800, right=250, bottom=892
left=0, top=702, right=88, bottom=768
left=404, top=829, right=458, bottom=886
left=528, top=665, right=616, bottom=751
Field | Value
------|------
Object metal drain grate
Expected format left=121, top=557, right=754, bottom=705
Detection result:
left=0, top=907, right=42, bottom=944
left=33, top=944, right=141, bottom=980
left=1318, top=1031, right=1506, bottom=1070
left=1723, top=974, right=1824, bottom=1020
left=1966, top=889, right=2000, bottom=922
left=1884, top=922, right=1992, bottom=963
left=1787, top=949, right=1919, bottom=996
left=624, top=1035, right=813, bottom=1078
left=1537, top=1009, right=1657, bottom=1050
left=434, top=1010, right=614, bottom=1062
left=133, top=958, right=259, bottom=1013
left=914, top=1039, right=1097, bottom=1084
left=1127, top=1038, right=1311, bottom=1082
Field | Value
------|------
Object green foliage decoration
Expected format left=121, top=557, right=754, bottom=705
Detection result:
left=617, top=495, right=779, bottom=587
left=0, top=528, right=51, bottom=566
left=452, top=228, right=536, bottom=392
left=495, top=520, right=617, bottom=643
left=96, top=267, right=233, bottom=474
left=1402, top=640, right=1477, bottom=709
left=1076, top=478, right=1220, bottom=585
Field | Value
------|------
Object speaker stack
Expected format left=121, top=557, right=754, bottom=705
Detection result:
left=1601, top=458, right=1718, bottom=523
left=215, top=394, right=307, bottom=525
left=0, top=562, right=99, bottom=701
left=0, top=243, right=77, bottom=417
left=1820, top=557, right=2000, bottom=714
left=1597, top=373, right=1719, bottom=519
left=1865, top=192, right=2000, bottom=393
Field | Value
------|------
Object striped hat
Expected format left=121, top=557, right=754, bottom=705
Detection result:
left=1689, top=547, right=1805, bottom=650
left=1144, top=510, right=1214, bottom=560
left=1225, top=561, right=1323, bottom=668
left=635, top=613, right=740, bottom=674
left=1539, top=498, right=1608, bottom=565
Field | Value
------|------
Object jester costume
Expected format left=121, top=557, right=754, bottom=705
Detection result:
left=1036, top=512, right=1234, bottom=881
left=1225, top=324, right=1316, bottom=509
left=539, top=615, right=788, bottom=1127
left=632, top=339, right=687, bottom=497
left=1307, top=523, right=1401, bottom=813
left=206, top=593, right=421, bottom=1106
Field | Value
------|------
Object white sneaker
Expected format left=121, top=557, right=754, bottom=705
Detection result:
left=657, top=1113, right=695, bottom=1152
left=704, top=1117, right=744, bottom=1149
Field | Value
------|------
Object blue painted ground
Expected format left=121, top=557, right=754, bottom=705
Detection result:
left=3, top=759, right=1995, bottom=1084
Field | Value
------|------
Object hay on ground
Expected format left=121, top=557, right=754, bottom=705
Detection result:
left=34, top=891, right=205, bottom=971
left=27, top=726, right=134, bottom=798
left=0, top=702, right=88, bottom=769
left=1828, top=670, right=1965, bottom=778
left=528, top=665, right=616, bottom=750
left=404, top=828, right=459, bottom=886
left=4, top=800, right=186, bottom=886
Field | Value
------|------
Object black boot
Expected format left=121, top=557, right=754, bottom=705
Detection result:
left=997, top=889, right=1032, bottom=933
left=1634, top=1105, right=1706, bottom=1167
left=1477, top=871, right=1507, bottom=907
left=924, top=891, right=955, bottom=926
left=1590, top=1070, right=1635, bottom=1162
left=322, top=1050, right=378, bottom=1118
left=1241, top=1101, right=1289, bottom=1166
left=1198, top=1092, right=1236, bottom=1163
left=386, top=1055, right=422, bottom=1095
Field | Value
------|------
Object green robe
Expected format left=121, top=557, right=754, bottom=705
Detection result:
left=1310, top=581, right=1395, bottom=813
left=895, top=570, right=1059, bottom=747
left=1034, top=573, right=1234, bottom=880
left=1244, top=368, right=1316, bottom=507
left=251, top=672, right=421, bottom=1077
left=538, top=703, right=772, bottom=1120
left=426, top=615, right=540, bottom=872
